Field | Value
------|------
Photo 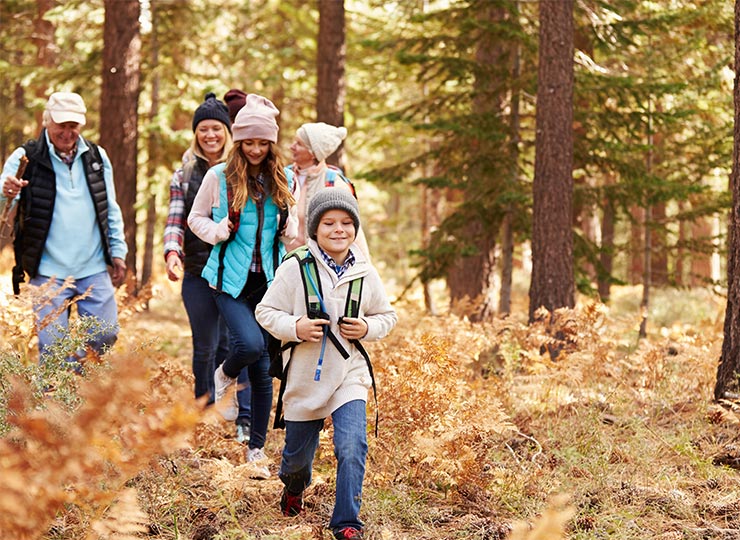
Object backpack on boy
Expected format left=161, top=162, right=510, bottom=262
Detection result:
left=267, top=246, right=377, bottom=434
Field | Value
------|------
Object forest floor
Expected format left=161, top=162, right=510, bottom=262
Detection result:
left=3, top=253, right=740, bottom=540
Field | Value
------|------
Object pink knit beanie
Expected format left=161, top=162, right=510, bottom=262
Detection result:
left=232, top=94, right=279, bottom=143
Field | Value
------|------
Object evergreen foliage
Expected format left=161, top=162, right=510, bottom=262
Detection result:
left=573, top=0, right=733, bottom=291
left=361, top=0, right=536, bottom=293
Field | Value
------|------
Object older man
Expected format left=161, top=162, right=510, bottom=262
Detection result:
left=0, top=91, right=128, bottom=366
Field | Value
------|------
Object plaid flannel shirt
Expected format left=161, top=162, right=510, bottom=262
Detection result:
left=163, top=168, right=186, bottom=260
left=319, top=247, right=355, bottom=279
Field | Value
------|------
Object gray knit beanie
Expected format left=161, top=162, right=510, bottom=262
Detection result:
left=307, top=189, right=361, bottom=240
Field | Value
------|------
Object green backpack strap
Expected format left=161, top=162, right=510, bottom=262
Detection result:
left=338, top=268, right=379, bottom=436
left=341, top=276, right=378, bottom=436
left=299, top=251, right=323, bottom=319
left=344, top=277, right=363, bottom=318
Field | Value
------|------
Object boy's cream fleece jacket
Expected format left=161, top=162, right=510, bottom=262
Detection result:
left=255, top=239, right=397, bottom=422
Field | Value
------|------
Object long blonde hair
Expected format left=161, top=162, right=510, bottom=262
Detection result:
left=224, top=142, right=294, bottom=212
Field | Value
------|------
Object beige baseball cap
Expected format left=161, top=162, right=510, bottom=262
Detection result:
left=46, top=92, right=86, bottom=125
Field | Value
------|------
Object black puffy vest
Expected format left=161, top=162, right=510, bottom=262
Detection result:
left=12, top=130, right=112, bottom=293
left=182, top=157, right=214, bottom=275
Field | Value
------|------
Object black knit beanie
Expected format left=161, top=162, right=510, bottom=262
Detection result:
left=192, top=92, right=231, bottom=131
left=307, top=189, right=361, bottom=240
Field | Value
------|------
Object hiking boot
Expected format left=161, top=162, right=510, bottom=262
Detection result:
left=235, top=421, right=251, bottom=444
left=280, top=487, right=303, bottom=516
left=214, top=364, right=238, bottom=422
left=333, top=527, right=363, bottom=539
left=246, top=447, right=271, bottom=479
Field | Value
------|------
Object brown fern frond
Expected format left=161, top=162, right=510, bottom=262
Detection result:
left=88, top=488, right=149, bottom=540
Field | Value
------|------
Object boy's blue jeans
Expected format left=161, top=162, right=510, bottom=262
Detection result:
left=32, top=271, right=119, bottom=364
left=280, top=399, right=368, bottom=532
left=213, top=279, right=272, bottom=450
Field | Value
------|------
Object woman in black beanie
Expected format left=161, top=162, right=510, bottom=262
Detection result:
left=164, top=92, right=252, bottom=444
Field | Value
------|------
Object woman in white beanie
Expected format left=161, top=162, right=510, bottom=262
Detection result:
left=285, top=122, right=370, bottom=258
left=188, top=93, right=298, bottom=478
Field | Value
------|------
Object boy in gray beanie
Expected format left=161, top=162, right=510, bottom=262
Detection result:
left=306, top=189, right=360, bottom=240
left=256, top=187, right=397, bottom=540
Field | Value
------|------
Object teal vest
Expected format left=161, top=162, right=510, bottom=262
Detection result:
left=201, top=163, right=287, bottom=297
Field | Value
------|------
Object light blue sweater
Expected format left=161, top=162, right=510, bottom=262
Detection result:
left=0, top=131, right=128, bottom=279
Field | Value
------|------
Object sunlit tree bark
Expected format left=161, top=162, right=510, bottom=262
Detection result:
left=99, top=0, right=141, bottom=288
left=528, top=0, right=575, bottom=322
left=141, top=2, right=161, bottom=295
left=446, top=2, right=505, bottom=321
left=317, top=0, right=346, bottom=168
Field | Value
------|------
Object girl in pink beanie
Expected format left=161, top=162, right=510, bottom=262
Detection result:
left=188, top=93, right=298, bottom=479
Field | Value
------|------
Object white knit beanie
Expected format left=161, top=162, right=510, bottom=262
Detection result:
left=296, top=122, right=347, bottom=162
left=307, top=189, right=360, bottom=240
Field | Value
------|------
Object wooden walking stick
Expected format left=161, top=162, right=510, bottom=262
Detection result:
left=0, top=155, right=29, bottom=238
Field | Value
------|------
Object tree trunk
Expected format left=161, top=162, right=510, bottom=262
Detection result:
left=528, top=0, right=575, bottom=322
left=499, top=35, right=522, bottom=317
left=675, top=201, right=686, bottom=286
left=639, top=205, right=651, bottom=338
left=140, top=3, right=160, bottom=298
left=32, top=0, right=57, bottom=128
left=99, top=0, right=141, bottom=289
left=690, top=217, right=713, bottom=286
left=316, top=0, right=346, bottom=168
left=420, top=183, right=439, bottom=316
left=715, top=0, right=740, bottom=400
left=598, top=195, right=615, bottom=303
left=650, top=120, right=668, bottom=287
left=499, top=214, right=514, bottom=315
left=1, top=1, right=54, bottom=250
left=629, top=206, right=644, bottom=284
left=447, top=2, right=504, bottom=322
left=639, top=96, right=655, bottom=338
left=651, top=201, right=668, bottom=286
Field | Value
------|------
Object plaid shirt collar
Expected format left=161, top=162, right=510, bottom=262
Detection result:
left=55, top=144, right=78, bottom=167
left=319, top=247, right=355, bottom=279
